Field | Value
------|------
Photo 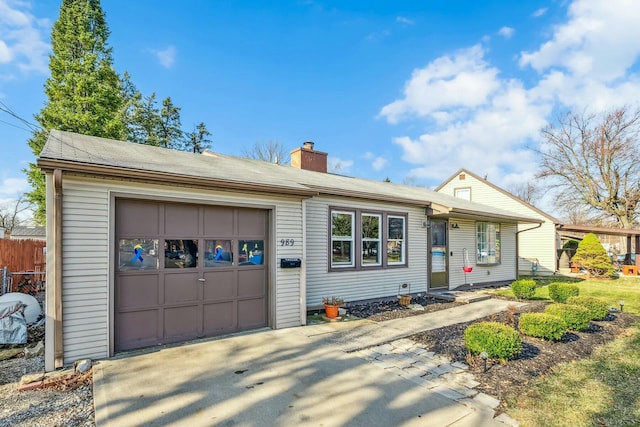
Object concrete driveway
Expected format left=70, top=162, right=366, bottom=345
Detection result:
left=94, top=300, right=521, bottom=426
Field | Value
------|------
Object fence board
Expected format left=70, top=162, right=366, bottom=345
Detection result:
left=0, top=239, right=46, bottom=292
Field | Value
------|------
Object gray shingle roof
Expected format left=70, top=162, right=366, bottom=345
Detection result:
left=38, top=130, right=542, bottom=224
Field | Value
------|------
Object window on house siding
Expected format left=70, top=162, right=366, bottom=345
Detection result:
left=331, top=211, right=355, bottom=267
left=477, top=222, right=500, bottom=264
left=454, top=187, right=471, bottom=200
left=362, top=213, right=381, bottom=266
left=330, top=208, right=407, bottom=270
left=387, top=215, right=405, bottom=265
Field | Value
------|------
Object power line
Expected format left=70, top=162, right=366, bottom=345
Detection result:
left=0, top=101, right=41, bottom=133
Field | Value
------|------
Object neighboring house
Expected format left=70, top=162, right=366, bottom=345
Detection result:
left=436, top=169, right=560, bottom=277
left=37, top=130, right=540, bottom=370
left=9, top=226, right=46, bottom=241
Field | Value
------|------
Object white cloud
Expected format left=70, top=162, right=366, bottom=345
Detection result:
left=379, top=45, right=500, bottom=124
left=328, top=157, right=354, bottom=173
left=396, top=16, right=414, bottom=26
left=532, top=7, right=547, bottom=17
left=380, top=0, right=640, bottom=193
left=0, top=0, right=50, bottom=75
left=371, top=156, right=387, bottom=171
left=520, top=0, right=640, bottom=82
left=0, top=176, right=29, bottom=198
left=152, top=45, right=177, bottom=68
left=498, top=26, right=515, bottom=39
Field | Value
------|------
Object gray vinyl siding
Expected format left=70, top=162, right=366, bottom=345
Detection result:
left=58, top=176, right=303, bottom=364
left=305, top=196, right=428, bottom=307
left=438, top=175, right=557, bottom=276
left=447, top=219, right=517, bottom=288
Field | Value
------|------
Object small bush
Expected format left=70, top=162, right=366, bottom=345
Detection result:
left=519, top=312, right=568, bottom=340
left=544, top=303, right=591, bottom=331
left=567, top=296, right=610, bottom=320
left=464, top=321, right=522, bottom=361
left=511, top=279, right=537, bottom=299
left=548, top=282, right=580, bottom=303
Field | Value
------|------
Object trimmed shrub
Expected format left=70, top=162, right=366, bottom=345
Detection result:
left=548, top=282, right=580, bottom=303
left=511, top=279, right=537, bottom=299
left=519, top=312, right=567, bottom=341
left=464, top=321, right=522, bottom=361
left=544, top=303, right=591, bottom=331
left=567, top=296, right=610, bottom=320
left=571, top=233, right=616, bottom=278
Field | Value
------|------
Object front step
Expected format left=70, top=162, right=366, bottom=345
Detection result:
left=426, top=290, right=492, bottom=304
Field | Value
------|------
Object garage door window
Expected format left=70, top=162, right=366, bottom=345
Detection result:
left=118, top=239, right=159, bottom=270
left=238, top=240, right=264, bottom=265
left=204, top=239, right=233, bottom=267
left=165, top=239, right=198, bottom=268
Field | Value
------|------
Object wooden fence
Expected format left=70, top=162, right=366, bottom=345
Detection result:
left=0, top=239, right=46, bottom=293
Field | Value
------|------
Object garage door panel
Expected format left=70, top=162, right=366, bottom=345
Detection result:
left=116, top=310, right=159, bottom=351
left=116, top=201, right=269, bottom=352
left=203, top=206, right=234, bottom=236
left=165, top=272, right=199, bottom=303
left=238, top=298, right=266, bottom=329
left=116, top=200, right=160, bottom=236
left=203, top=270, right=235, bottom=300
left=164, top=306, right=199, bottom=338
left=237, top=209, right=267, bottom=236
left=164, top=204, right=199, bottom=235
left=117, top=274, right=159, bottom=308
left=203, top=302, right=235, bottom=334
left=238, top=269, right=266, bottom=297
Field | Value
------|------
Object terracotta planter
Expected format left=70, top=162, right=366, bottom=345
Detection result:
left=324, top=304, right=340, bottom=318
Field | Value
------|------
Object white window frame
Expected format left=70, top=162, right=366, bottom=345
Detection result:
left=387, top=215, right=406, bottom=265
left=476, top=222, right=501, bottom=265
left=331, top=210, right=355, bottom=268
left=361, top=213, right=382, bottom=267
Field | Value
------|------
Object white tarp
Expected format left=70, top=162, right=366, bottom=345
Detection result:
left=0, top=301, right=27, bottom=344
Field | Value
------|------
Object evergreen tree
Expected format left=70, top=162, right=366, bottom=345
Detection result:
left=26, top=0, right=125, bottom=224
left=572, top=233, right=616, bottom=278
left=181, top=122, right=212, bottom=153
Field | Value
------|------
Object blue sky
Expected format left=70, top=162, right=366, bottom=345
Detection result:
left=2, top=0, right=640, bottom=221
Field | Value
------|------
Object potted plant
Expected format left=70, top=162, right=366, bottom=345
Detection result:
left=322, top=296, right=344, bottom=319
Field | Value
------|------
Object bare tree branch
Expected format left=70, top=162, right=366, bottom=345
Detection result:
left=536, top=106, right=640, bottom=228
left=242, top=141, right=290, bottom=165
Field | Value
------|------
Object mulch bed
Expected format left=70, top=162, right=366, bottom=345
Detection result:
left=347, top=297, right=639, bottom=412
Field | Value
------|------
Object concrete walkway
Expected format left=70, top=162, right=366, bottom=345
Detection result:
left=94, top=298, right=525, bottom=427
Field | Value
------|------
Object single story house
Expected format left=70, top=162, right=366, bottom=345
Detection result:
left=38, top=130, right=541, bottom=370
left=436, top=169, right=559, bottom=276
left=9, top=225, right=47, bottom=241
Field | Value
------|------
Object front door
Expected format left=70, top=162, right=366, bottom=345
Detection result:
left=429, top=220, right=448, bottom=289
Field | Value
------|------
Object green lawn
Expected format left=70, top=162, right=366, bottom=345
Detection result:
left=492, top=276, right=640, bottom=314
left=508, top=326, right=640, bottom=427
left=491, top=276, right=640, bottom=426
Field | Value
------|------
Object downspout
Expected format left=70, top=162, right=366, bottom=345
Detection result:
left=515, top=223, right=542, bottom=278
left=53, top=169, right=64, bottom=368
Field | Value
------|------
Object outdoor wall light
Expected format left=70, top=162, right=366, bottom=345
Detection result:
left=480, top=351, right=489, bottom=372
left=450, top=223, right=459, bottom=229
left=619, top=301, right=625, bottom=312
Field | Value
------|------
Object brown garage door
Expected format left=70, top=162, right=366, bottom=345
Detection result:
left=115, top=199, right=268, bottom=352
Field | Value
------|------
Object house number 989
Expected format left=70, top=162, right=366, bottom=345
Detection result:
left=280, top=239, right=295, bottom=246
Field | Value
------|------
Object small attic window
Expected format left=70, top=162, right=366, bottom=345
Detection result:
left=459, top=173, right=466, bottom=180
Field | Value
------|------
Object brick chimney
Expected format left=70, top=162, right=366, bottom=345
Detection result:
left=290, top=141, right=328, bottom=173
